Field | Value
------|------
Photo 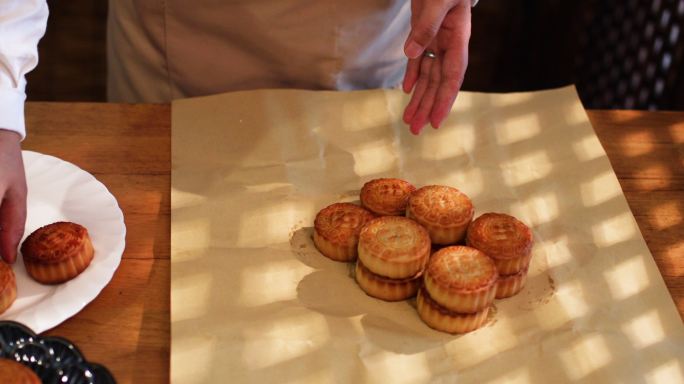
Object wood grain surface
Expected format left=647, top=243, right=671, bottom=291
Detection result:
left=23, top=103, right=170, bottom=384
left=587, top=110, right=684, bottom=318
left=19, top=103, right=683, bottom=383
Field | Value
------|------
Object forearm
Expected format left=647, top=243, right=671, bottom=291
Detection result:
left=0, top=0, right=49, bottom=139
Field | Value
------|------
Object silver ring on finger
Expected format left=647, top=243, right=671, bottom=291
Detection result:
left=424, top=50, right=437, bottom=59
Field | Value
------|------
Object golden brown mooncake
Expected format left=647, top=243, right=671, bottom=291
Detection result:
left=0, top=358, right=41, bottom=384
left=357, top=216, right=431, bottom=279
left=423, top=246, right=498, bottom=314
left=466, top=212, right=534, bottom=275
left=360, top=178, right=416, bottom=216
left=355, top=259, right=422, bottom=301
left=0, top=262, right=16, bottom=315
left=496, top=266, right=529, bottom=299
left=313, top=203, right=376, bottom=262
left=20, top=222, right=95, bottom=285
left=406, top=185, right=474, bottom=245
left=416, top=288, right=490, bottom=334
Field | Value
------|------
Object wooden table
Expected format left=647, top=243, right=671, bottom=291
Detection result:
left=21, top=103, right=683, bottom=383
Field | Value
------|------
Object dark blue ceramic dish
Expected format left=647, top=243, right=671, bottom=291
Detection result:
left=0, top=320, right=115, bottom=383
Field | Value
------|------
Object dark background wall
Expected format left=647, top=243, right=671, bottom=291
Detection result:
left=27, top=0, right=107, bottom=102
left=25, top=0, right=684, bottom=110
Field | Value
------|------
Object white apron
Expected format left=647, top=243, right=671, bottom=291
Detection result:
left=107, top=0, right=410, bottom=102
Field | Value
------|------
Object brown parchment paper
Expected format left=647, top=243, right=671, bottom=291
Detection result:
left=171, top=86, right=684, bottom=383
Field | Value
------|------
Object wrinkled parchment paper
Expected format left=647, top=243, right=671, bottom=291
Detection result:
left=171, top=87, right=684, bottom=383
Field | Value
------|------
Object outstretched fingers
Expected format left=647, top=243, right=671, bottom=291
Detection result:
left=411, top=57, right=442, bottom=134
left=430, top=46, right=467, bottom=128
left=402, top=57, right=422, bottom=94
left=403, top=54, right=435, bottom=133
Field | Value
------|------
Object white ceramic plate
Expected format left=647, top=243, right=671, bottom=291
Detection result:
left=0, top=151, right=126, bottom=333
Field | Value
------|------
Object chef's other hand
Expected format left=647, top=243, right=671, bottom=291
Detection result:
left=402, top=0, right=472, bottom=135
left=0, top=130, right=27, bottom=264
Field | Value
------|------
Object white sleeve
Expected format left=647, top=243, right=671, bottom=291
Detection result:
left=0, top=0, right=49, bottom=140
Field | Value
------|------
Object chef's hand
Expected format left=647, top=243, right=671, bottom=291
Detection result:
left=0, top=130, right=27, bottom=264
left=402, top=0, right=472, bottom=135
